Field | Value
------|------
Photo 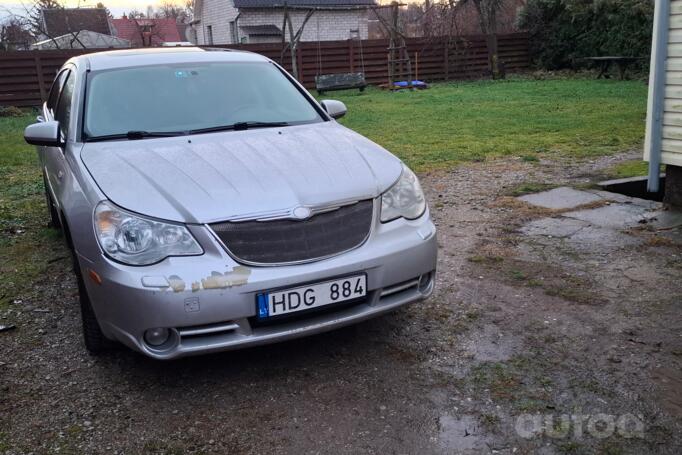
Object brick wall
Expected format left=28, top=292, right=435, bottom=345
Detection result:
left=197, top=0, right=239, bottom=44
left=238, top=9, right=369, bottom=43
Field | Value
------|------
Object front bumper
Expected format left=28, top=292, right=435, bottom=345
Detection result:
left=78, top=209, right=437, bottom=360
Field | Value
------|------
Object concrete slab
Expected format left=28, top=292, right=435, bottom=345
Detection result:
left=518, top=187, right=602, bottom=210
left=588, top=190, right=660, bottom=209
left=650, top=210, right=682, bottom=230
left=565, top=225, right=643, bottom=252
left=520, top=217, right=591, bottom=238
left=563, top=204, right=655, bottom=229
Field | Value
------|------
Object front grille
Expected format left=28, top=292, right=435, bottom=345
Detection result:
left=210, top=200, right=374, bottom=264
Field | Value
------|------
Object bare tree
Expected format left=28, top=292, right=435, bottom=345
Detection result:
left=183, top=0, right=194, bottom=20
left=280, top=5, right=315, bottom=81
left=27, top=0, right=63, bottom=38
left=95, top=2, right=113, bottom=19
left=155, top=1, right=190, bottom=21
left=0, top=16, right=32, bottom=50
left=0, top=0, right=64, bottom=48
left=464, top=0, right=504, bottom=78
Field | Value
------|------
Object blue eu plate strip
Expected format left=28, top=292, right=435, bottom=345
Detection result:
left=257, top=293, right=269, bottom=319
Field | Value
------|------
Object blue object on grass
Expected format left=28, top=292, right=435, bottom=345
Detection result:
left=393, top=80, right=428, bottom=87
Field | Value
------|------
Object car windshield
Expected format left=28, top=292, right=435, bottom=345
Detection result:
left=83, top=61, right=323, bottom=138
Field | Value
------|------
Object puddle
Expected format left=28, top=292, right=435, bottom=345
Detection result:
left=563, top=204, right=656, bottom=229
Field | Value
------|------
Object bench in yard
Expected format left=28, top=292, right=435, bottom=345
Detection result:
left=315, top=73, right=367, bottom=95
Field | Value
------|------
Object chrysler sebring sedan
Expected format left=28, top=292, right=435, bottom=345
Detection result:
left=24, top=48, right=437, bottom=359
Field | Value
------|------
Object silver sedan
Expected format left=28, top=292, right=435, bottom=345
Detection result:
left=24, top=48, right=437, bottom=359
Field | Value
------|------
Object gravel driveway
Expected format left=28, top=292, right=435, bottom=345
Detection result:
left=1, top=152, right=681, bottom=454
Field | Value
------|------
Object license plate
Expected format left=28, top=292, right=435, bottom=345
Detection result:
left=256, top=274, right=367, bottom=319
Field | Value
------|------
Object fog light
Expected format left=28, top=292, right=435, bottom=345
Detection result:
left=144, top=327, right=170, bottom=346
left=418, top=272, right=432, bottom=292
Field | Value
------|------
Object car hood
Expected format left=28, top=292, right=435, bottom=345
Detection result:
left=81, top=122, right=402, bottom=224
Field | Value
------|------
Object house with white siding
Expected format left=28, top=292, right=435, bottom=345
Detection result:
left=645, top=0, right=682, bottom=206
left=192, top=0, right=375, bottom=45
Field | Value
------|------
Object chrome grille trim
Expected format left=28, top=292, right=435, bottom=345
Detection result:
left=214, top=198, right=364, bottom=223
left=380, top=279, right=420, bottom=297
left=205, top=199, right=376, bottom=266
left=177, top=321, right=239, bottom=338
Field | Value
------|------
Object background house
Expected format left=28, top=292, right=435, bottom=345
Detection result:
left=39, top=7, right=112, bottom=39
left=111, top=17, right=186, bottom=47
left=32, top=7, right=127, bottom=49
left=30, top=30, right=130, bottom=49
left=193, top=0, right=375, bottom=45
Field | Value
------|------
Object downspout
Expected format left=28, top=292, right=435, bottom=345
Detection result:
left=647, top=0, right=671, bottom=192
left=234, top=12, right=241, bottom=44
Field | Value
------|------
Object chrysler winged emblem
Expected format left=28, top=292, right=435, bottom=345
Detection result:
left=291, top=206, right=312, bottom=220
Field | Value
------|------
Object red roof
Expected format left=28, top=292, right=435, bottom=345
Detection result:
left=111, top=18, right=182, bottom=46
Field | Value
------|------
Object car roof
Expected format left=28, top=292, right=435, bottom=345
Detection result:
left=71, top=47, right=270, bottom=71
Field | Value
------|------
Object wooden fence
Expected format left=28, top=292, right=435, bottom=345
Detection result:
left=0, top=32, right=529, bottom=108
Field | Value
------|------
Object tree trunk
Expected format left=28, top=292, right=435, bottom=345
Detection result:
left=486, top=31, right=501, bottom=79
left=472, top=0, right=502, bottom=79
left=285, top=10, right=298, bottom=80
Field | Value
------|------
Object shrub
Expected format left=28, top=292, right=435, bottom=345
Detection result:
left=517, top=0, right=654, bottom=71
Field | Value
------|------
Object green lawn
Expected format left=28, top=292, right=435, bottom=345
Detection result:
left=0, top=78, right=648, bottom=307
left=0, top=114, right=65, bottom=309
left=333, top=78, right=647, bottom=170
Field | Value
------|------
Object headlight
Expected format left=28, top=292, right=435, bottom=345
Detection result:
left=380, top=163, right=426, bottom=222
left=94, top=201, right=202, bottom=265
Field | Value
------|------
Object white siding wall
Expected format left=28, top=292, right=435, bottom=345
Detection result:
left=646, top=0, right=682, bottom=166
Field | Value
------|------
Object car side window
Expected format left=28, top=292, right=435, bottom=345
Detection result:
left=55, top=71, right=75, bottom=141
left=46, top=70, right=68, bottom=116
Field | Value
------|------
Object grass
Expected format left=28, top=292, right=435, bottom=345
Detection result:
left=605, top=159, right=665, bottom=179
left=333, top=77, right=647, bottom=171
left=0, top=113, right=67, bottom=309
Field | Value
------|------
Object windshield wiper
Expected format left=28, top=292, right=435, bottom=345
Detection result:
left=85, top=130, right=186, bottom=142
left=189, top=121, right=289, bottom=135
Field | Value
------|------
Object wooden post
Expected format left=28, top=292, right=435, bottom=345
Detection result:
left=389, top=1, right=399, bottom=87
left=297, top=45, right=304, bottom=82
left=349, top=39, right=355, bottom=73
left=35, top=56, right=46, bottom=102
left=415, top=51, right=418, bottom=81
left=443, top=38, right=449, bottom=80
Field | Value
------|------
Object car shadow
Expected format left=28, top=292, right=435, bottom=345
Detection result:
left=95, top=312, right=415, bottom=390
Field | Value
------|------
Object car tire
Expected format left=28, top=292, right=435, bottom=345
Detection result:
left=66, top=239, right=111, bottom=355
left=43, top=174, right=61, bottom=230
left=61, top=216, right=110, bottom=354
left=76, top=265, right=111, bottom=354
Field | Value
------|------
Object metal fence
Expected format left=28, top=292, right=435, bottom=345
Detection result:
left=0, top=33, right=529, bottom=107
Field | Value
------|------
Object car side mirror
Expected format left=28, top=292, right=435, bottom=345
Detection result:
left=320, top=99, right=347, bottom=119
left=24, top=121, right=62, bottom=147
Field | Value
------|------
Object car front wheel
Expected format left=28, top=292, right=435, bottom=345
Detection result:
left=75, top=264, right=111, bottom=354
left=43, top=174, right=61, bottom=229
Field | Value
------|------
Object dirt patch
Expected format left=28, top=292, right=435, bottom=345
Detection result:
left=1, top=150, right=680, bottom=454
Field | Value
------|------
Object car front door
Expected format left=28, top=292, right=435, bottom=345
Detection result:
left=43, top=67, right=75, bottom=211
